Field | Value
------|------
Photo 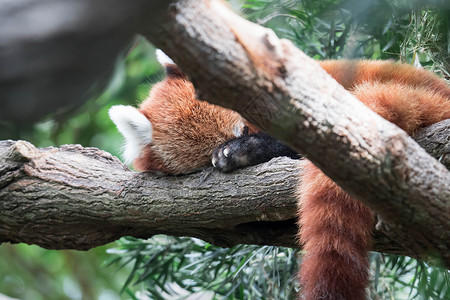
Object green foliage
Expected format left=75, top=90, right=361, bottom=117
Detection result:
left=241, top=0, right=449, bottom=78
left=108, top=237, right=450, bottom=300
left=398, top=8, right=450, bottom=77
left=370, top=253, right=450, bottom=299
left=0, top=243, right=128, bottom=300
left=108, top=236, right=298, bottom=300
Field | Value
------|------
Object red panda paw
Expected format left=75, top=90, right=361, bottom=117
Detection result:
left=108, top=105, right=153, bottom=165
left=212, top=143, right=241, bottom=173
left=212, top=132, right=299, bottom=172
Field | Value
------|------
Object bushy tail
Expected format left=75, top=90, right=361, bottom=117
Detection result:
left=297, top=161, right=374, bottom=300
left=297, top=63, right=450, bottom=299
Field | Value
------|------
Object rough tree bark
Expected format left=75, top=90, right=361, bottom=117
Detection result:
left=0, top=0, right=449, bottom=268
left=0, top=140, right=301, bottom=250
left=140, top=0, right=450, bottom=267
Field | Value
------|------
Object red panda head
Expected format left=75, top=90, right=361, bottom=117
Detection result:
left=109, top=50, right=251, bottom=174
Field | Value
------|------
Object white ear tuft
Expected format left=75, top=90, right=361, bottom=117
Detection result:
left=156, top=49, right=175, bottom=66
left=109, top=105, right=153, bottom=164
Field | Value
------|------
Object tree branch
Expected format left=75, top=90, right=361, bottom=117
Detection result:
left=0, top=140, right=301, bottom=250
left=140, top=0, right=450, bottom=267
left=0, top=118, right=448, bottom=266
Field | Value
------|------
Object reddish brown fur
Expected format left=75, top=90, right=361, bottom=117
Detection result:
left=132, top=60, right=450, bottom=299
left=298, top=166, right=373, bottom=300
left=136, top=67, right=249, bottom=174
left=298, top=60, right=450, bottom=300
left=320, top=60, right=450, bottom=99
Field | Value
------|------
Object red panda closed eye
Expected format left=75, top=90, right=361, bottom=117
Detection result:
left=109, top=50, right=257, bottom=174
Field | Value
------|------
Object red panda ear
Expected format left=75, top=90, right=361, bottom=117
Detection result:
left=156, top=49, right=186, bottom=79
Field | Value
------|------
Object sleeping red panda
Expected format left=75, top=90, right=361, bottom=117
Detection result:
left=110, top=51, right=450, bottom=300
left=109, top=50, right=259, bottom=174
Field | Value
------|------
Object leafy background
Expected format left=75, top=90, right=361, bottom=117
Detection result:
left=1, top=0, right=449, bottom=299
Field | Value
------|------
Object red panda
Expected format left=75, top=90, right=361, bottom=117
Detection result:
left=110, top=51, right=450, bottom=300
left=109, top=50, right=257, bottom=174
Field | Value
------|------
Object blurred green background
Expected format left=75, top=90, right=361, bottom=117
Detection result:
left=1, top=0, right=449, bottom=299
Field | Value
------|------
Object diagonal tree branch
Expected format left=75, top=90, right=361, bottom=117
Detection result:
left=139, top=0, right=450, bottom=267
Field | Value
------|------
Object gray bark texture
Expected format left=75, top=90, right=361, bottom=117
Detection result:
left=0, top=139, right=301, bottom=250
left=0, top=0, right=449, bottom=268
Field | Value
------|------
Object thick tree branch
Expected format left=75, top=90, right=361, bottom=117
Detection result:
left=140, top=0, right=450, bottom=267
left=0, top=119, right=448, bottom=266
left=0, top=140, right=301, bottom=250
